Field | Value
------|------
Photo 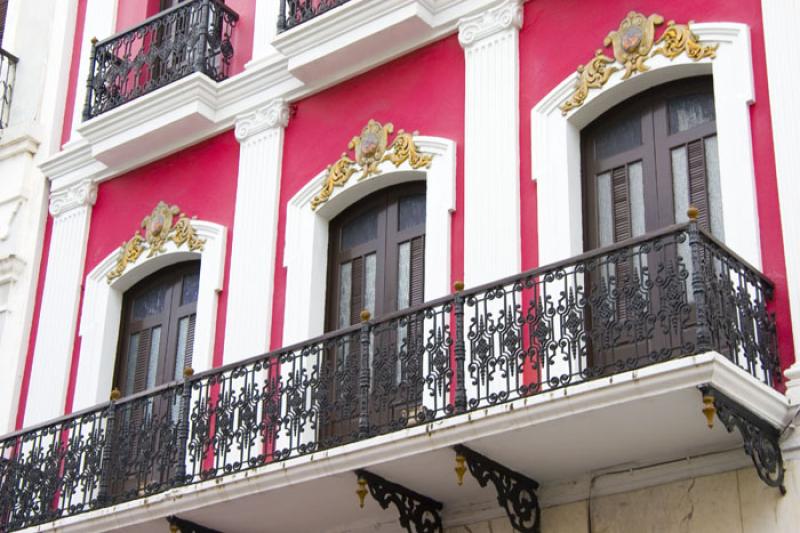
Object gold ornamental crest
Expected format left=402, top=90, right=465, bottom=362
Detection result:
left=559, top=12, right=718, bottom=115
left=310, top=120, right=433, bottom=210
left=106, top=202, right=205, bottom=283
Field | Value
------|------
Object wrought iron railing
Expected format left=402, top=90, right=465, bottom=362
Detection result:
left=0, top=219, right=780, bottom=531
left=82, top=0, right=238, bottom=121
left=278, top=0, right=352, bottom=32
left=0, top=47, right=17, bottom=131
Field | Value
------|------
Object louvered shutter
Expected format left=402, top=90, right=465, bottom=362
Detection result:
left=183, top=314, right=195, bottom=370
left=687, top=139, right=710, bottom=232
left=409, top=236, right=425, bottom=306
left=132, top=329, right=152, bottom=395
left=611, top=167, right=632, bottom=243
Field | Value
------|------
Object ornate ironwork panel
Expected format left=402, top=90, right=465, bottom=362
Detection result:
left=0, top=224, right=781, bottom=531
left=0, top=47, right=17, bottom=131
left=355, top=469, right=443, bottom=533
left=278, top=0, right=352, bottom=33
left=367, top=300, right=454, bottom=436
left=83, top=0, right=238, bottom=120
left=453, top=445, right=540, bottom=533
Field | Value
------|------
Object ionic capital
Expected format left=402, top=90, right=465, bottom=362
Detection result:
left=235, top=99, right=290, bottom=141
left=458, top=0, right=523, bottom=48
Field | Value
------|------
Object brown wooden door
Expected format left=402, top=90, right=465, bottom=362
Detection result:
left=321, top=183, right=426, bottom=441
left=114, top=261, right=200, bottom=397
left=581, top=77, right=720, bottom=371
left=326, top=183, right=426, bottom=332
left=582, top=76, right=720, bottom=247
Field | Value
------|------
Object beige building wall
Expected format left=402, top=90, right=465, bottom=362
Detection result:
left=447, top=462, right=799, bottom=533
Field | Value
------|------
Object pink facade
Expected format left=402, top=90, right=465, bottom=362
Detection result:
left=4, top=0, right=800, bottom=531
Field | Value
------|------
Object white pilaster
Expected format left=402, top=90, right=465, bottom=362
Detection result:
left=458, top=0, right=522, bottom=287
left=762, top=0, right=800, bottom=359
left=223, top=100, right=289, bottom=363
left=25, top=179, right=96, bottom=425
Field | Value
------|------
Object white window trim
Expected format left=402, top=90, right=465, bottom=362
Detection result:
left=532, top=23, right=760, bottom=269
left=72, top=221, right=226, bottom=411
left=282, top=136, right=456, bottom=345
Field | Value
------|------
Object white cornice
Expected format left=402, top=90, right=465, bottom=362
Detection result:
left=458, top=0, right=523, bottom=47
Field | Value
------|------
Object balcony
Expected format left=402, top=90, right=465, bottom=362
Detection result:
left=0, top=47, right=17, bottom=131
left=82, top=0, right=238, bottom=121
left=278, top=0, right=352, bottom=33
left=0, top=220, right=785, bottom=532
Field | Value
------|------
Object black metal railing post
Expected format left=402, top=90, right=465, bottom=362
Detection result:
left=82, top=38, right=98, bottom=122
left=194, top=0, right=211, bottom=75
left=687, top=207, right=712, bottom=353
left=453, top=281, right=467, bottom=413
left=98, top=388, right=120, bottom=506
left=174, top=367, right=194, bottom=486
left=277, top=0, right=287, bottom=33
left=358, top=310, right=372, bottom=437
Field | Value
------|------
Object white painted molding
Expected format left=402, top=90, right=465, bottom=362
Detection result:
left=282, top=136, right=456, bottom=345
left=457, top=0, right=522, bottom=47
left=68, top=0, right=118, bottom=142
left=0, top=255, right=25, bottom=281
left=762, top=0, right=800, bottom=359
left=223, top=100, right=289, bottom=364
left=458, top=0, right=522, bottom=286
left=233, top=99, right=290, bottom=140
left=49, top=179, right=98, bottom=216
left=73, top=221, right=226, bottom=411
left=532, top=23, right=761, bottom=269
left=25, top=179, right=97, bottom=425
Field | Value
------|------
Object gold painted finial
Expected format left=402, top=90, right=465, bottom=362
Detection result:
left=183, top=367, right=194, bottom=378
left=455, top=453, right=467, bottom=486
left=687, top=206, right=699, bottom=221
left=356, top=477, right=368, bottom=508
left=454, top=281, right=465, bottom=292
left=169, top=525, right=179, bottom=533
left=110, top=388, right=122, bottom=401
left=702, top=394, right=716, bottom=428
left=360, top=309, right=371, bottom=322
left=91, top=36, right=98, bottom=45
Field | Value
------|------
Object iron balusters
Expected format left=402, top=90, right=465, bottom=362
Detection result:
left=0, top=47, right=17, bottom=131
left=278, top=0, right=352, bottom=33
left=0, top=224, right=782, bottom=531
left=82, top=0, right=238, bottom=120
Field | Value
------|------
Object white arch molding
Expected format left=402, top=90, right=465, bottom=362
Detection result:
left=72, top=221, right=227, bottom=411
left=532, top=23, right=761, bottom=268
left=282, top=136, right=457, bottom=345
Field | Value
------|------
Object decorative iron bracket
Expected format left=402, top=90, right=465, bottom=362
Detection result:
left=453, top=444, right=541, bottom=533
left=699, top=385, right=786, bottom=494
left=167, top=515, right=223, bottom=533
left=355, top=469, right=443, bottom=533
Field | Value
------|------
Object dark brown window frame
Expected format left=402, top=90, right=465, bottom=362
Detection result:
left=113, top=260, right=200, bottom=397
left=581, top=76, right=718, bottom=250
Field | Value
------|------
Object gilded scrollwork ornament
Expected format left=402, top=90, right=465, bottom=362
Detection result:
left=560, top=12, right=718, bottom=115
left=653, top=20, right=718, bottom=61
left=559, top=50, right=618, bottom=115
left=106, top=202, right=205, bottom=284
left=310, top=120, right=433, bottom=210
